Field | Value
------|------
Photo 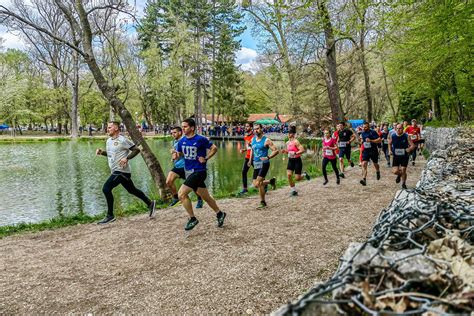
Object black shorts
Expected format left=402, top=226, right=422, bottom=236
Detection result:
left=287, top=157, right=303, bottom=174
left=171, top=167, right=186, bottom=180
left=362, top=150, right=379, bottom=163
left=253, top=162, right=270, bottom=179
left=183, top=170, right=207, bottom=191
left=392, top=155, right=409, bottom=167
left=338, top=146, right=351, bottom=160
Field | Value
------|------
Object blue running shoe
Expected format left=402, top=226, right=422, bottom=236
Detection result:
left=185, top=217, right=199, bottom=231
left=169, top=198, right=180, bottom=207
left=196, top=199, right=204, bottom=209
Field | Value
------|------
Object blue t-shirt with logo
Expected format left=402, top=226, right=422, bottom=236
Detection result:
left=176, top=134, right=213, bottom=171
left=173, top=138, right=185, bottom=169
left=361, top=130, right=380, bottom=153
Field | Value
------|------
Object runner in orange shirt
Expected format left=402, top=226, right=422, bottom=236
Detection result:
left=405, top=119, right=421, bottom=166
left=237, top=122, right=255, bottom=195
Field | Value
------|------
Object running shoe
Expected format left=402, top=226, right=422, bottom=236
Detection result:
left=196, top=199, right=204, bottom=209
left=303, top=171, right=310, bottom=181
left=339, top=173, right=345, bottom=178
left=257, top=201, right=267, bottom=209
left=185, top=217, right=199, bottom=231
left=360, top=179, right=367, bottom=186
left=291, top=191, right=298, bottom=196
left=336, top=178, right=340, bottom=185
left=350, top=161, right=355, bottom=168
left=97, top=216, right=115, bottom=225
left=402, top=183, right=407, bottom=189
left=216, top=211, right=226, bottom=227
left=270, top=177, right=276, bottom=190
left=149, top=200, right=157, bottom=218
left=387, top=162, right=391, bottom=167
left=323, top=180, right=329, bottom=185
left=396, top=175, right=401, bottom=183
left=376, top=171, right=381, bottom=180
left=169, top=198, right=180, bottom=207
left=412, top=161, right=415, bottom=166
left=237, top=189, right=248, bottom=196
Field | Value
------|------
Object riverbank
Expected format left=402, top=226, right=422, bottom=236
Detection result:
left=0, top=158, right=425, bottom=314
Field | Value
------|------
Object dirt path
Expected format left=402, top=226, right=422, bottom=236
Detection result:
left=0, top=160, right=425, bottom=314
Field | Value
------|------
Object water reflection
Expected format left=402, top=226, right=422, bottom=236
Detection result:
left=0, top=139, right=315, bottom=226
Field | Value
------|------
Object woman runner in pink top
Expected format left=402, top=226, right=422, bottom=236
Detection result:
left=280, top=126, right=310, bottom=196
left=322, top=129, right=340, bottom=185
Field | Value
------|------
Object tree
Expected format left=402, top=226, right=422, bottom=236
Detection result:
left=0, top=0, right=168, bottom=198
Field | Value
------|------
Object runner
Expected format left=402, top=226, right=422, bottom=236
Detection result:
left=237, top=122, right=254, bottom=196
left=166, top=126, right=203, bottom=208
left=175, top=118, right=226, bottom=231
left=335, top=121, right=355, bottom=178
left=95, top=121, right=156, bottom=224
left=250, top=124, right=278, bottom=208
left=322, top=129, right=340, bottom=185
left=389, top=123, right=416, bottom=189
left=359, top=121, right=382, bottom=186
left=280, top=126, right=310, bottom=196
left=381, top=125, right=390, bottom=167
left=405, top=119, right=422, bottom=166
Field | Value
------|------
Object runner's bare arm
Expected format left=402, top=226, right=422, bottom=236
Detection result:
left=406, top=138, right=416, bottom=153
left=265, top=139, right=279, bottom=159
left=295, top=140, right=305, bottom=154
left=204, top=144, right=218, bottom=160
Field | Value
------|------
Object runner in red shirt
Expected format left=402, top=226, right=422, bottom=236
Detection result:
left=238, top=122, right=255, bottom=195
left=405, top=119, right=421, bottom=166
left=322, top=129, right=340, bottom=185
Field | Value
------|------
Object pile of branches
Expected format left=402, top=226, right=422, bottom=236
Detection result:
left=276, top=129, right=473, bottom=316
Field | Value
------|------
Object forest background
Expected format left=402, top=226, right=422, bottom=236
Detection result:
left=0, top=0, right=471, bottom=197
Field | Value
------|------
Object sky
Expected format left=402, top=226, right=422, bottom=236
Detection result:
left=0, top=0, right=259, bottom=71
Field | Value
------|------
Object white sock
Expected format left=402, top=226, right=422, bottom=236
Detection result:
left=291, top=187, right=296, bottom=192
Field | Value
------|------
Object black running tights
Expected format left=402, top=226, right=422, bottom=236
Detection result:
left=103, top=172, right=151, bottom=217
left=322, top=157, right=339, bottom=181
left=242, top=158, right=251, bottom=189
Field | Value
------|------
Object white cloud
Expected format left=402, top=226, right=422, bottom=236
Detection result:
left=235, top=47, right=259, bottom=73
left=0, top=28, right=25, bottom=50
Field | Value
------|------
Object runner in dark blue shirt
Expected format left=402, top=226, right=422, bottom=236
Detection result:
left=359, top=121, right=382, bottom=186
left=175, top=118, right=226, bottom=231
left=389, top=123, right=416, bottom=189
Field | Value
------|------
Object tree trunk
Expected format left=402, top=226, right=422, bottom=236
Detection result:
left=381, top=58, right=396, bottom=121
left=70, top=50, right=80, bottom=138
left=432, top=94, right=441, bottom=119
left=76, top=2, right=168, bottom=199
left=318, top=0, right=344, bottom=124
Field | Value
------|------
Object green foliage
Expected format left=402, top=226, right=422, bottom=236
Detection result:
left=385, top=0, right=473, bottom=122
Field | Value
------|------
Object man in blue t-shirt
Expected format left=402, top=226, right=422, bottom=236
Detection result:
left=175, top=118, right=226, bottom=231
left=165, top=126, right=203, bottom=208
left=359, top=121, right=382, bottom=186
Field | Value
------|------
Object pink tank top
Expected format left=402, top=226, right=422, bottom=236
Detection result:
left=322, top=137, right=337, bottom=159
left=287, top=140, right=300, bottom=158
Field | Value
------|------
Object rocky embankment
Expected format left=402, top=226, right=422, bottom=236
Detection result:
left=275, top=128, right=473, bottom=315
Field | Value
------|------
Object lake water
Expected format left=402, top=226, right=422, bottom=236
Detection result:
left=0, top=139, right=317, bottom=226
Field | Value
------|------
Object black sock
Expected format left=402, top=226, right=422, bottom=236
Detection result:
left=216, top=211, right=223, bottom=218
left=173, top=194, right=178, bottom=199
left=190, top=216, right=197, bottom=220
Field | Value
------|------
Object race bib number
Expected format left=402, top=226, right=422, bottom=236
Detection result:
left=254, top=161, right=263, bottom=169
left=339, top=142, right=346, bottom=148
left=410, top=134, right=417, bottom=140
left=288, top=151, right=295, bottom=158
left=384, top=139, right=389, bottom=144
left=363, top=142, right=371, bottom=148
left=395, top=148, right=406, bottom=156
left=325, top=149, right=333, bottom=156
